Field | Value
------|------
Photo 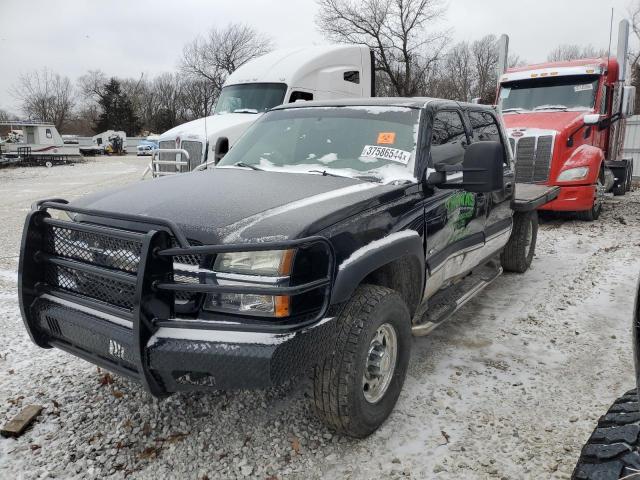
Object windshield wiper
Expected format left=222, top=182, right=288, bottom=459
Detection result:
left=502, top=107, right=527, bottom=114
left=233, top=161, right=263, bottom=171
left=534, top=105, right=568, bottom=111
left=233, top=108, right=259, bottom=114
left=307, top=169, right=349, bottom=178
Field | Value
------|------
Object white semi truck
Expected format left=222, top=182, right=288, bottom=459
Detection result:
left=153, top=44, right=375, bottom=176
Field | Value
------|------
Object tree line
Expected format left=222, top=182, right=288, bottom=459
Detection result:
left=3, top=0, right=638, bottom=136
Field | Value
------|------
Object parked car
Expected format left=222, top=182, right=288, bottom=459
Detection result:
left=137, top=140, right=158, bottom=156
left=18, top=98, right=558, bottom=437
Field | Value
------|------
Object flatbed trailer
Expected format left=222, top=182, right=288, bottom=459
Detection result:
left=512, top=184, right=560, bottom=212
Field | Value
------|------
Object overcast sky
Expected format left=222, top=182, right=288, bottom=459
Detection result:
left=0, top=0, right=636, bottom=113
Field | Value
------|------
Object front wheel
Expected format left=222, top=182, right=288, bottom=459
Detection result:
left=578, top=177, right=604, bottom=221
left=312, top=284, right=411, bottom=438
left=501, top=211, right=538, bottom=273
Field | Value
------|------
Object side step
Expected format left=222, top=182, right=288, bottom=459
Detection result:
left=412, top=261, right=502, bottom=337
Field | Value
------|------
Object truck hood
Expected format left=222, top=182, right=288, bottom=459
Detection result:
left=158, top=113, right=261, bottom=143
left=502, top=111, right=588, bottom=133
left=72, top=169, right=400, bottom=245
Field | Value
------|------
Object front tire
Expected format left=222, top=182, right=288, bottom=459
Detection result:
left=312, top=284, right=411, bottom=438
left=572, top=389, right=640, bottom=479
left=501, top=211, right=538, bottom=273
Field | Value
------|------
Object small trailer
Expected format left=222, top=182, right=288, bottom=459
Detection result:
left=0, top=121, right=83, bottom=167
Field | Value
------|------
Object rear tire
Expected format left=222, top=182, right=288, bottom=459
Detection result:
left=500, top=211, right=538, bottom=273
left=572, top=389, right=640, bottom=480
left=312, top=284, right=411, bottom=438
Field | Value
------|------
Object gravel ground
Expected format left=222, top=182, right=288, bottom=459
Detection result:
left=1, top=158, right=639, bottom=479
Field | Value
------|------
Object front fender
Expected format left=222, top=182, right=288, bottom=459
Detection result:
left=331, top=230, right=425, bottom=305
left=557, top=145, right=604, bottom=185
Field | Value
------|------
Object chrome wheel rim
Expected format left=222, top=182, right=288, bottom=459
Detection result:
left=363, top=323, right=398, bottom=404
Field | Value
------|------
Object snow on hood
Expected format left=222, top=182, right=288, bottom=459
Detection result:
left=502, top=111, right=587, bottom=133
left=158, top=113, right=262, bottom=143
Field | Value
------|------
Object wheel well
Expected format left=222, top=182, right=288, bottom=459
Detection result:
left=362, top=256, right=422, bottom=316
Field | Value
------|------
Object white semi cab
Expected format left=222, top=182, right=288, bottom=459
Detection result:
left=154, top=44, right=374, bottom=176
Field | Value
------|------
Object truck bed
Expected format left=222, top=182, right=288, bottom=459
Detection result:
left=512, top=184, right=560, bottom=212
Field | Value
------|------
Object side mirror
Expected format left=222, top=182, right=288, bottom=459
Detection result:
left=214, top=136, right=229, bottom=164
left=583, top=114, right=601, bottom=126
left=462, top=141, right=504, bottom=193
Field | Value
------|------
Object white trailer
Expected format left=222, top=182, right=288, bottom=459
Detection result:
left=153, top=44, right=374, bottom=176
left=0, top=121, right=82, bottom=166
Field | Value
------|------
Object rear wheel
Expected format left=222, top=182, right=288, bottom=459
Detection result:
left=312, top=284, right=411, bottom=438
left=572, top=389, right=640, bottom=480
left=501, top=211, right=538, bottom=273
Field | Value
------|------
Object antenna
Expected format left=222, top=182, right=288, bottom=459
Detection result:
left=607, top=8, right=614, bottom=62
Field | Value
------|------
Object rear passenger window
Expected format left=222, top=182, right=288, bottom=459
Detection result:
left=343, top=71, right=360, bottom=84
left=430, top=110, right=468, bottom=167
left=468, top=110, right=509, bottom=166
left=468, top=111, right=501, bottom=142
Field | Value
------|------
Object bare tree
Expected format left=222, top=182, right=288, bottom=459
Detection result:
left=0, top=109, right=12, bottom=122
left=181, top=23, right=273, bottom=96
left=11, top=68, right=75, bottom=129
left=182, top=78, right=218, bottom=119
left=547, top=44, right=608, bottom=62
left=316, top=0, right=449, bottom=96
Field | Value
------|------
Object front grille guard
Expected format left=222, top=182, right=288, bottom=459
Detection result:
left=19, top=199, right=335, bottom=396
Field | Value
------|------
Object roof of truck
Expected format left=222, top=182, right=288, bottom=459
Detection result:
left=507, top=57, right=611, bottom=73
left=271, top=97, right=495, bottom=110
left=224, top=44, right=369, bottom=87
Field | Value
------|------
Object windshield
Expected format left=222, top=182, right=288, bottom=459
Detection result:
left=499, top=75, right=599, bottom=113
left=217, top=106, right=421, bottom=183
left=214, top=83, right=287, bottom=115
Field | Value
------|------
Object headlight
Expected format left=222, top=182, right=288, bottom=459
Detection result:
left=205, top=249, right=294, bottom=317
left=213, top=249, right=294, bottom=276
left=557, top=166, right=589, bottom=182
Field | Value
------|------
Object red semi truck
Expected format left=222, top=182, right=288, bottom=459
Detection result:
left=496, top=21, right=636, bottom=220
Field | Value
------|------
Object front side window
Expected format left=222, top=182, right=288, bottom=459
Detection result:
left=499, top=75, right=600, bottom=113
left=468, top=110, right=509, bottom=166
left=214, top=83, right=287, bottom=115
left=217, top=106, right=421, bottom=183
left=430, top=110, right=468, bottom=167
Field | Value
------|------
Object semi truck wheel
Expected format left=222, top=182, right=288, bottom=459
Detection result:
left=578, top=177, right=605, bottom=221
left=312, top=284, right=411, bottom=438
left=612, top=166, right=629, bottom=196
left=572, top=389, right=640, bottom=480
left=500, top=211, right=538, bottom=273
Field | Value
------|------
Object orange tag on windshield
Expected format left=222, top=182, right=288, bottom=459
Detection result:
left=377, top=132, right=396, bottom=144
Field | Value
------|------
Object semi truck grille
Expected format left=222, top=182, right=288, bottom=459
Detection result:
left=513, top=135, right=554, bottom=183
left=181, top=140, right=203, bottom=171
left=158, top=140, right=176, bottom=173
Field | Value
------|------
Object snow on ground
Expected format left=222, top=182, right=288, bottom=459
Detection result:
left=0, top=158, right=639, bottom=479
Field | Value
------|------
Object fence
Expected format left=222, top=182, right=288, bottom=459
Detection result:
left=623, top=115, right=640, bottom=178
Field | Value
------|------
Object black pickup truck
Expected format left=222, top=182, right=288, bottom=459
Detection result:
left=18, top=98, right=558, bottom=437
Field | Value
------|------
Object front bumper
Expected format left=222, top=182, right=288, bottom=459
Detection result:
left=537, top=184, right=595, bottom=212
left=19, top=200, right=335, bottom=396
left=30, top=296, right=338, bottom=392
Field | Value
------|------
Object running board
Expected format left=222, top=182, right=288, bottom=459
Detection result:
left=412, top=262, right=502, bottom=337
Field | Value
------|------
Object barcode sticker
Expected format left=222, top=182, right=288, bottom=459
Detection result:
left=360, top=145, right=411, bottom=165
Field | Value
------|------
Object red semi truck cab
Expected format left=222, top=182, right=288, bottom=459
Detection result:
left=498, top=55, right=636, bottom=220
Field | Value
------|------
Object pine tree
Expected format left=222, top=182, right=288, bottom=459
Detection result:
left=95, top=78, right=141, bottom=135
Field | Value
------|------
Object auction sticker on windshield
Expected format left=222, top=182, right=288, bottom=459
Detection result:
left=360, top=145, right=411, bottom=165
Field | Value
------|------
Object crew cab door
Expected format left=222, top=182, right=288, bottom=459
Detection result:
left=466, top=109, right=514, bottom=254
left=423, top=108, right=487, bottom=297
